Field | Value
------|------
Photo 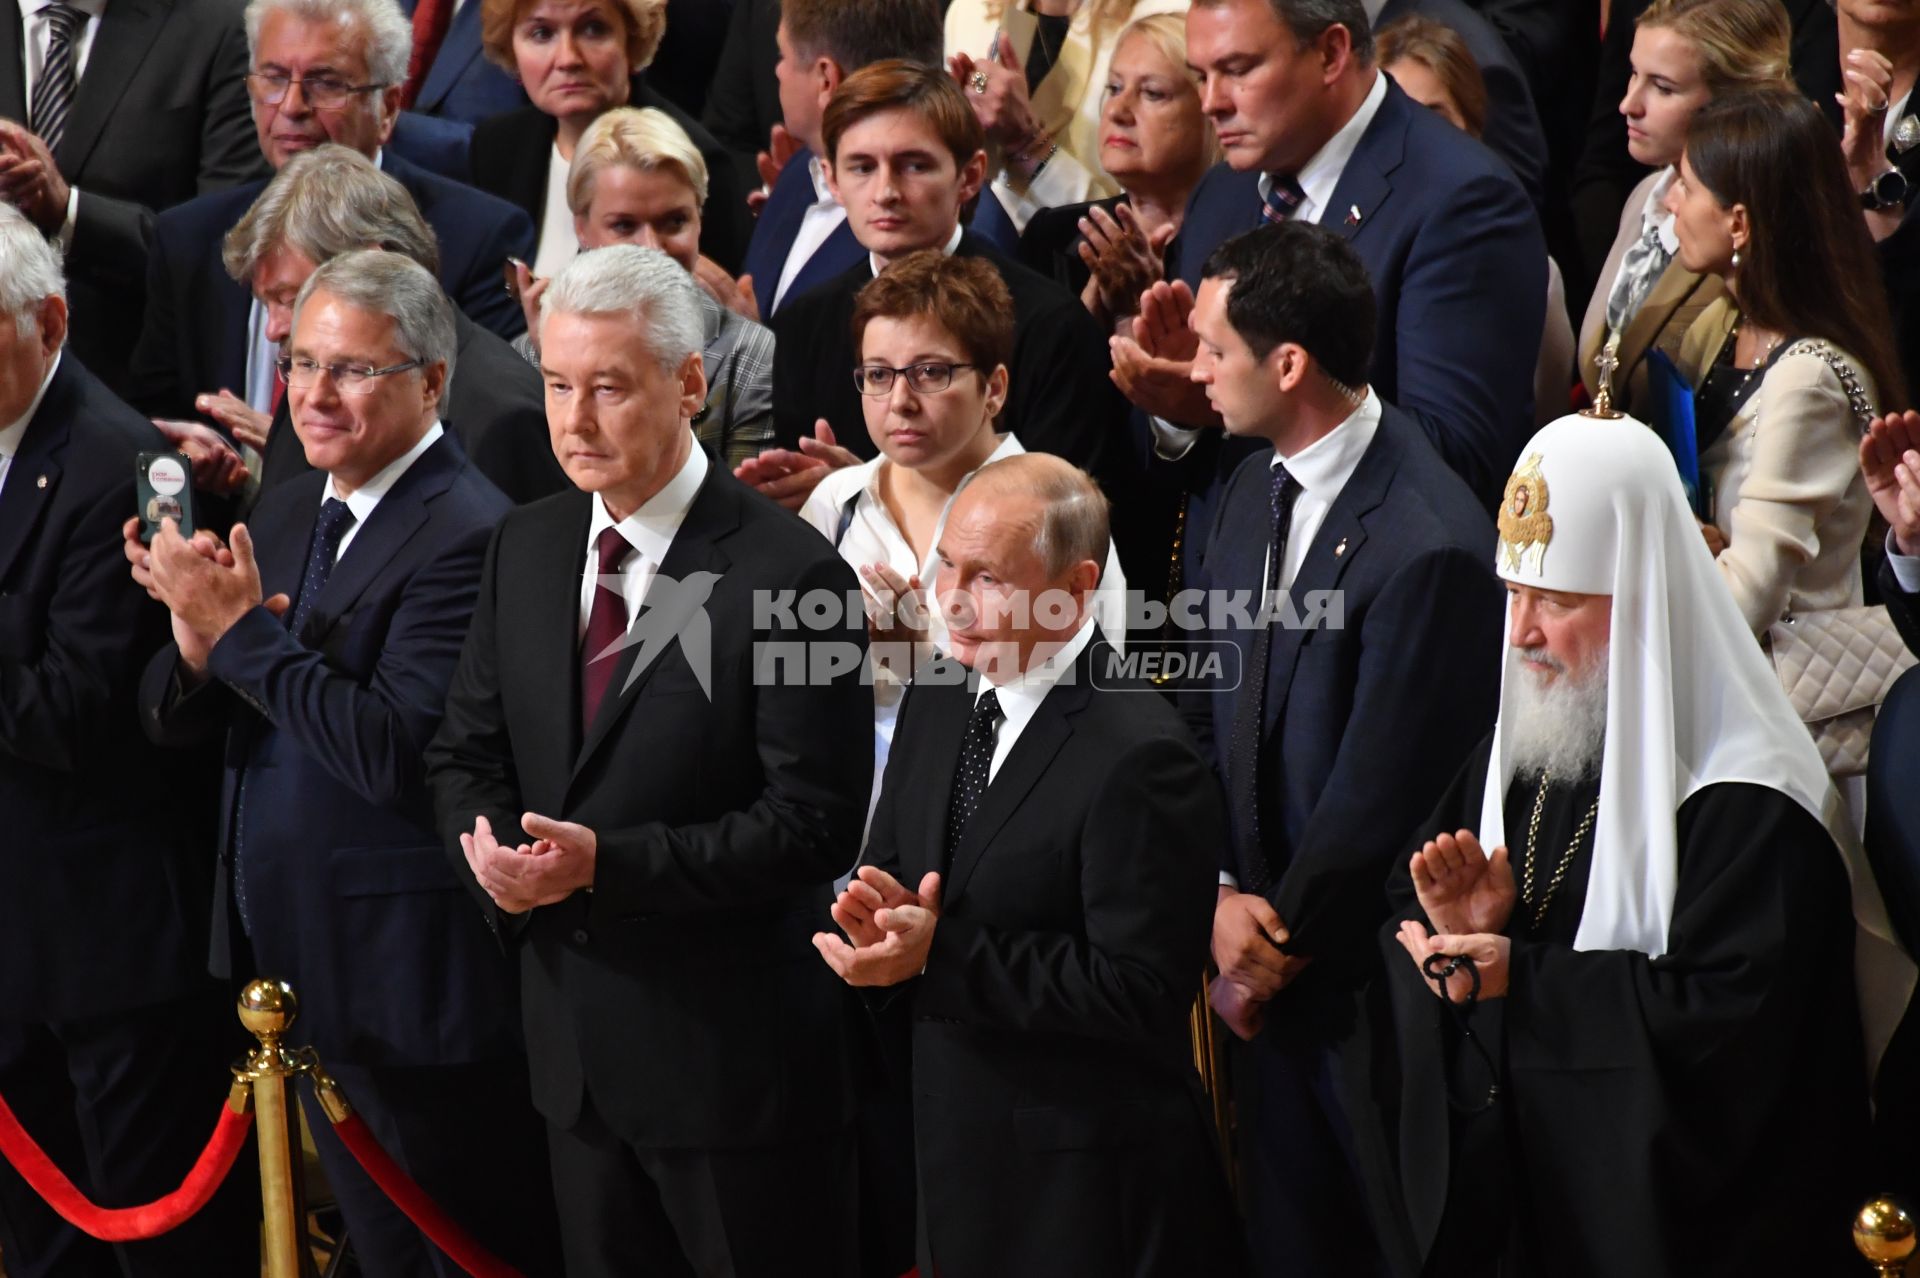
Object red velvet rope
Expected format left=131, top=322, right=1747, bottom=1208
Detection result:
left=0, top=1090, right=252, bottom=1241
left=328, top=1109, right=524, bottom=1278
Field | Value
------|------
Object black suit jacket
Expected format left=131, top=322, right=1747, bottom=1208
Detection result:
left=864, top=639, right=1245, bottom=1276
left=770, top=231, right=1127, bottom=499
left=0, top=0, right=264, bottom=391
left=259, top=311, right=568, bottom=504
left=698, top=0, right=781, bottom=199
left=426, top=465, right=873, bottom=1148
left=127, top=150, right=535, bottom=422
left=470, top=81, right=751, bottom=273
left=0, top=354, right=210, bottom=1020
left=1016, top=193, right=1126, bottom=301
left=140, top=436, right=524, bottom=1067
left=1187, top=407, right=1504, bottom=991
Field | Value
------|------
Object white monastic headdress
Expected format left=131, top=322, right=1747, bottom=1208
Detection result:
left=1479, top=414, right=1914, bottom=1072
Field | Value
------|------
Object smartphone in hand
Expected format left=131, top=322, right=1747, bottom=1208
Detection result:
left=134, top=452, right=195, bottom=545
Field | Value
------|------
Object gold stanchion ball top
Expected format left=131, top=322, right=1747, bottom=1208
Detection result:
left=237, top=979, right=298, bottom=1038
left=1855, top=1197, right=1916, bottom=1264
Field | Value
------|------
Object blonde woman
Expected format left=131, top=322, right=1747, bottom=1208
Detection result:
left=471, top=0, right=748, bottom=279
left=1577, top=0, right=1795, bottom=413
left=945, top=0, right=1188, bottom=235
left=516, top=107, right=775, bottom=467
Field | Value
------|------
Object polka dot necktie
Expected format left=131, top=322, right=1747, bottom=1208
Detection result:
left=944, top=689, right=1002, bottom=868
left=1226, top=464, right=1300, bottom=896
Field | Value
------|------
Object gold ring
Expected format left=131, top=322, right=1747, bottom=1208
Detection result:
left=969, top=70, right=989, bottom=95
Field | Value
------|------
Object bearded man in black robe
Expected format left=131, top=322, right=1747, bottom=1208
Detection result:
left=1367, top=415, right=1917, bottom=1278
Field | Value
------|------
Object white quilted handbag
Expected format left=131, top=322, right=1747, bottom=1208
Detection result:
left=1767, top=606, right=1917, bottom=776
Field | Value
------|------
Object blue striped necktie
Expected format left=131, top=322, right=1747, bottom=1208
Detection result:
left=29, top=4, right=84, bottom=155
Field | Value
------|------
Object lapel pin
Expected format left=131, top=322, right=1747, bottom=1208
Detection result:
left=1345, top=204, right=1362, bottom=227
left=35, top=475, right=47, bottom=489
left=1334, top=537, right=1348, bottom=558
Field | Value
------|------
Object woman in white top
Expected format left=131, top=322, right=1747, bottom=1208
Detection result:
left=1576, top=0, right=1793, bottom=413
left=799, top=250, right=1127, bottom=822
left=1668, top=91, right=1902, bottom=637
left=944, top=0, right=1188, bottom=235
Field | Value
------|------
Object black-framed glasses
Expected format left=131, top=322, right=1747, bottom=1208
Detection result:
left=247, top=71, right=388, bottom=109
left=276, top=355, right=425, bottom=396
left=852, top=362, right=980, bottom=397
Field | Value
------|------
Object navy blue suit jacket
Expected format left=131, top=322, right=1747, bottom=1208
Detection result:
left=0, top=355, right=213, bottom=1022
left=740, top=149, right=864, bottom=320
left=1186, top=405, right=1504, bottom=984
left=126, top=150, right=535, bottom=422
left=140, top=436, right=522, bottom=1068
left=403, top=0, right=526, bottom=125
left=1159, top=78, right=1544, bottom=583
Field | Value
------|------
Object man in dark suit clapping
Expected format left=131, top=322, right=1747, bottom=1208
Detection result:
left=817, top=452, right=1247, bottom=1278
left=134, top=251, right=559, bottom=1278
left=1184, top=221, right=1505, bottom=1276
left=427, top=244, right=871, bottom=1277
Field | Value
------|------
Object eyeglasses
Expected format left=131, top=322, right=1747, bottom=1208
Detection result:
left=247, top=71, right=388, bottom=110
left=276, top=355, right=425, bottom=395
left=852, top=362, right=979, bottom=397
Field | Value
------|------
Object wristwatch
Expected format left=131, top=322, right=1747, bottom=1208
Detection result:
left=1861, top=166, right=1912, bottom=212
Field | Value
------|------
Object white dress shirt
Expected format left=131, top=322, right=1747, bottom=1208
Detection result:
left=771, top=155, right=849, bottom=311
left=323, top=421, right=444, bottom=562
left=1154, top=73, right=1387, bottom=458
left=1890, top=532, right=1920, bottom=596
left=533, top=142, right=579, bottom=280
left=1260, top=391, right=1381, bottom=601
left=576, top=441, right=709, bottom=638
left=0, top=354, right=56, bottom=501
left=973, top=617, right=1097, bottom=784
left=18, top=0, right=107, bottom=245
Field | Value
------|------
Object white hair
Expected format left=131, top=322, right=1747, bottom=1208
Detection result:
left=244, top=0, right=413, bottom=105
left=540, top=244, right=704, bottom=372
left=292, top=250, right=457, bottom=402
left=1505, top=644, right=1609, bottom=782
left=0, top=204, right=66, bottom=338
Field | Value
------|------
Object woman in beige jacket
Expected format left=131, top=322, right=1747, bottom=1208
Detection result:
left=1577, top=0, right=1794, bottom=413
left=1669, top=92, right=1903, bottom=637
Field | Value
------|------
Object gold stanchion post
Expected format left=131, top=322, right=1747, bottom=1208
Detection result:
left=236, top=979, right=317, bottom=1278
left=1855, top=1197, right=1916, bottom=1276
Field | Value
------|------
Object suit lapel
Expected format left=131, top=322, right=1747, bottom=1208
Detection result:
left=416, top=2, right=481, bottom=112
left=58, top=0, right=166, bottom=175
left=896, top=669, right=973, bottom=890
left=0, top=6, right=25, bottom=121
left=1322, top=85, right=1407, bottom=245
left=1613, top=262, right=1704, bottom=384
left=570, top=469, right=738, bottom=781
left=775, top=222, right=863, bottom=317
left=0, top=366, right=71, bottom=588
left=299, top=440, right=458, bottom=644
left=1261, top=424, right=1395, bottom=739
left=942, top=652, right=1092, bottom=908
left=256, top=479, right=320, bottom=607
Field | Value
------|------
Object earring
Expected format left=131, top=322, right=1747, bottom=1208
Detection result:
left=1731, top=247, right=1741, bottom=270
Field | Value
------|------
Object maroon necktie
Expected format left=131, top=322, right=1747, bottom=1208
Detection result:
left=580, top=526, right=633, bottom=731
left=400, top=0, right=454, bottom=110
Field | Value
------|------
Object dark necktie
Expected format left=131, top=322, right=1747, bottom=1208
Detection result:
left=580, top=526, right=633, bottom=732
left=401, top=0, right=455, bottom=110
left=1261, top=173, right=1306, bottom=224
left=29, top=3, right=83, bottom=155
left=944, top=689, right=1002, bottom=867
left=1226, top=464, right=1300, bottom=895
left=233, top=495, right=355, bottom=934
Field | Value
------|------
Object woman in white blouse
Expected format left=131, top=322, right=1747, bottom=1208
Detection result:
left=1576, top=0, right=1793, bottom=413
left=944, top=0, right=1188, bottom=235
left=800, top=250, right=1127, bottom=825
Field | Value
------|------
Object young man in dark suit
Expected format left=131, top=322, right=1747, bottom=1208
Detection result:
left=0, top=0, right=265, bottom=392
left=126, top=0, right=533, bottom=426
left=760, top=60, right=1126, bottom=514
left=0, top=206, right=255, bottom=1278
left=1110, top=0, right=1544, bottom=581
left=817, top=453, right=1246, bottom=1278
left=135, top=252, right=560, bottom=1278
left=1183, top=221, right=1504, bottom=1276
left=427, top=244, right=872, bottom=1277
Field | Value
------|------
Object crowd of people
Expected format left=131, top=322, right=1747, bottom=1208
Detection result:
left=0, top=0, right=1917, bottom=1274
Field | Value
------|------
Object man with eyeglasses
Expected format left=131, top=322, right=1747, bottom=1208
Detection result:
left=125, top=0, right=533, bottom=454
left=132, top=250, right=563, bottom=1278
left=0, top=0, right=262, bottom=398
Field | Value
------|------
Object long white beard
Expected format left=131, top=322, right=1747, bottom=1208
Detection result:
left=1504, top=645, right=1608, bottom=781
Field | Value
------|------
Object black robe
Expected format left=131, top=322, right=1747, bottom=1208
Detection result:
left=1360, top=733, right=1871, bottom=1278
